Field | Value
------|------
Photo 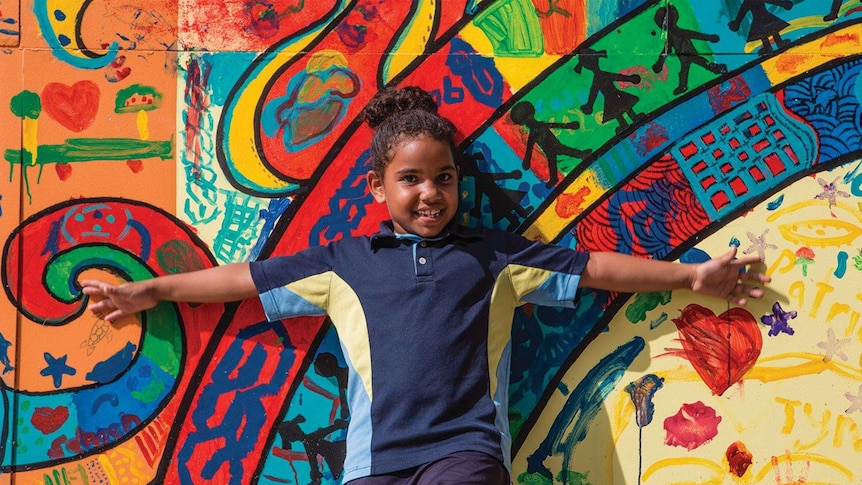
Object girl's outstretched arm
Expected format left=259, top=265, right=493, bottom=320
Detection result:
left=81, top=262, right=257, bottom=322
left=580, top=246, right=770, bottom=306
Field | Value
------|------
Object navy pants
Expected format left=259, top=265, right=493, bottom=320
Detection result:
left=348, top=451, right=509, bottom=484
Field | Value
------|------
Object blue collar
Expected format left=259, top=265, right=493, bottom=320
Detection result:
left=370, top=221, right=483, bottom=249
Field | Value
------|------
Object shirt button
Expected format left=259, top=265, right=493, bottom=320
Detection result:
left=419, top=241, right=427, bottom=247
left=418, top=257, right=427, bottom=265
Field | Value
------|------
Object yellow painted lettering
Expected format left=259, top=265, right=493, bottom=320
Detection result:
left=795, top=403, right=830, bottom=450
left=834, top=415, right=861, bottom=451
left=776, top=397, right=801, bottom=434
left=846, top=310, right=859, bottom=339
left=788, top=281, right=806, bottom=309
left=810, top=280, right=835, bottom=318
left=770, top=249, right=798, bottom=274
left=827, top=303, right=851, bottom=322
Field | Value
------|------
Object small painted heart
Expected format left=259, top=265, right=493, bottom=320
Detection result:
left=31, top=406, right=70, bottom=434
left=55, top=162, right=72, bottom=181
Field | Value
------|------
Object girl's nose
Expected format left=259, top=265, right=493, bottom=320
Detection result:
left=420, top=181, right=441, bottom=200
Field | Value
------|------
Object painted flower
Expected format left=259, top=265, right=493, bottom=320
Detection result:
left=725, top=441, right=753, bottom=477
left=794, top=247, right=815, bottom=276
left=664, top=401, right=721, bottom=450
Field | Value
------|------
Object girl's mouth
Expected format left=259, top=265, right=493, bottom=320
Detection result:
left=416, top=209, right=443, bottom=218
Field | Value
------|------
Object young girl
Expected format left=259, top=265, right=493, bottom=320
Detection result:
left=82, top=86, right=769, bottom=484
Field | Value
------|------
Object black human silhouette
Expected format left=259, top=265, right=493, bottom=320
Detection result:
left=825, top=0, right=861, bottom=21
left=510, top=101, right=591, bottom=189
left=729, top=0, right=793, bottom=55
left=653, top=5, right=727, bottom=95
left=276, top=352, right=349, bottom=484
left=574, top=48, right=642, bottom=135
left=277, top=415, right=348, bottom=485
left=313, top=351, right=349, bottom=420
left=461, top=150, right=531, bottom=230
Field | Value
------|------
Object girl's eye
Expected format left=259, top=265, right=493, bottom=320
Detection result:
left=402, top=175, right=417, bottom=183
left=438, top=173, right=452, bottom=182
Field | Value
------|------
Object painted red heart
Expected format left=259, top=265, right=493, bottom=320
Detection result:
left=671, top=304, right=762, bottom=396
left=31, top=406, right=70, bottom=434
left=42, top=81, right=100, bottom=132
left=55, top=162, right=72, bottom=181
left=126, top=159, right=143, bottom=173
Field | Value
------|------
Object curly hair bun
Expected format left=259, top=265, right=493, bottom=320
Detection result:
left=363, top=86, right=439, bottom=129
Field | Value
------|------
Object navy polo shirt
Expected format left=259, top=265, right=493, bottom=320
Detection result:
left=249, top=222, right=589, bottom=482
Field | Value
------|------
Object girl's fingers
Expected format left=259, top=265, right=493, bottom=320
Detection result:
left=739, top=269, right=771, bottom=283
left=105, top=310, right=124, bottom=322
left=87, top=299, right=116, bottom=313
left=722, top=246, right=739, bottom=262
left=725, top=281, right=766, bottom=306
left=730, top=253, right=763, bottom=266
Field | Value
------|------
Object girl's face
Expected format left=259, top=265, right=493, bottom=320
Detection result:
left=366, top=135, right=459, bottom=238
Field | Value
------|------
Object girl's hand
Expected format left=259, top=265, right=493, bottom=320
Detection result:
left=81, top=279, right=158, bottom=322
left=691, top=246, right=771, bottom=306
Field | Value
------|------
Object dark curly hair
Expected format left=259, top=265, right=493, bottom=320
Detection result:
left=362, top=86, right=457, bottom=175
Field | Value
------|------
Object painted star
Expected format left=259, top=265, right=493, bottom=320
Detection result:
left=817, top=328, right=850, bottom=362
left=845, top=384, right=862, bottom=414
left=760, top=302, right=796, bottom=337
left=813, top=176, right=850, bottom=215
left=40, top=352, right=76, bottom=389
left=743, top=230, right=778, bottom=261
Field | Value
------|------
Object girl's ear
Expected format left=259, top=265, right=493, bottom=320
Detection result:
left=367, top=170, right=386, bottom=203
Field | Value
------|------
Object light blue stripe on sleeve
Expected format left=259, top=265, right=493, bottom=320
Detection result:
left=258, top=286, right=327, bottom=322
left=521, top=272, right=582, bottom=308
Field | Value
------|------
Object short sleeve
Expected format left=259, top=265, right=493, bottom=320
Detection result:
left=501, top=232, right=589, bottom=307
left=249, top=246, right=335, bottom=321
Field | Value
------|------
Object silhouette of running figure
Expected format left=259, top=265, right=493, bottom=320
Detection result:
left=574, top=48, right=642, bottom=135
left=729, top=0, right=793, bottom=55
left=461, top=150, right=531, bottom=230
left=510, top=101, right=592, bottom=188
left=276, top=352, right=349, bottom=484
left=277, top=415, right=348, bottom=485
left=653, top=5, right=727, bottom=95
left=825, top=0, right=861, bottom=21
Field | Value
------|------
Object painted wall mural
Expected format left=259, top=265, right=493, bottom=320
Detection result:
left=1, top=0, right=862, bottom=483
